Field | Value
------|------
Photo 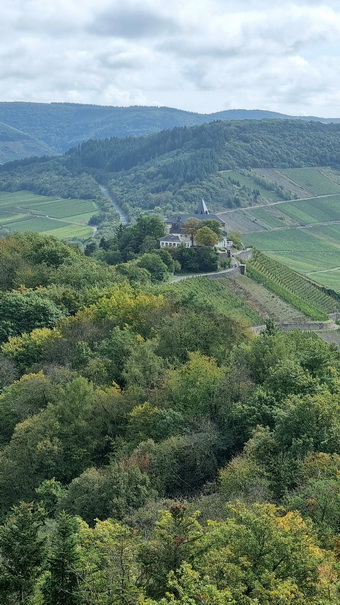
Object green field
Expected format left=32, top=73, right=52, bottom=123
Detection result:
left=277, top=195, right=340, bottom=224
left=279, top=167, right=340, bottom=195
left=0, top=191, right=97, bottom=239
left=220, top=167, right=340, bottom=293
left=244, top=226, right=340, bottom=292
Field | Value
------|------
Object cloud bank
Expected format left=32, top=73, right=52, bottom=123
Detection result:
left=1, top=0, right=340, bottom=116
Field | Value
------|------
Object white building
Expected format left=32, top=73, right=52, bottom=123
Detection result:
left=159, top=199, right=233, bottom=249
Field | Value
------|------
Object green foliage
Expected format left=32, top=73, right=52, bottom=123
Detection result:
left=164, top=351, right=225, bottom=419
left=170, top=245, right=219, bottom=273
left=229, top=230, right=243, bottom=250
left=132, top=429, right=219, bottom=495
left=0, top=502, right=45, bottom=604
left=43, top=511, right=80, bottom=605
left=137, top=253, right=169, bottom=282
left=128, top=403, right=185, bottom=446
left=35, top=478, right=66, bottom=518
left=219, top=455, right=270, bottom=503
left=202, top=502, right=332, bottom=604
left=286, top=453, right=340, bottom=540
left=0, top=231, right=338, bottom=602
left=0, top=371, right=59, bottom=444
left=0, top=290, right=64, bottom=344
left=155, top=309, right=250, bottom=363
left=60, top=462, right=152, bottom=526
left=78, top=518, right=141, bottom=605
left=139, top=504, right=204, bottom=599
left=195, top=226, right=219, bottom=247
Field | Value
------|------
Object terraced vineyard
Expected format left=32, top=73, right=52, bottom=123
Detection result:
left=246, top=250, right=339, bottom=319
left=0, top=191, right=97, bottom=239
left=221, top=167, right=340, bottom=292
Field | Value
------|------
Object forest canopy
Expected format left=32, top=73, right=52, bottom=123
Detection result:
left=0, top=232, right=339, bottom=603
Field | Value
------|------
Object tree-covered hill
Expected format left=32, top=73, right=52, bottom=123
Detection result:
left=0, top=101, right=338, bottom=160
left=2, top=118, right=340, bottom=220
left=0, top=122, right=54, bottom=163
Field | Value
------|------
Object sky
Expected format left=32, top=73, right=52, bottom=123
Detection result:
left=2, top=0, right=340, bottom=117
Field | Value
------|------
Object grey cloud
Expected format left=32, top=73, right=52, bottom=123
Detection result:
left=89, top=6, right=179, bottom=39
left=98, top=52, right=141, bottom=70
left=157, top=37, right=244, bottom=59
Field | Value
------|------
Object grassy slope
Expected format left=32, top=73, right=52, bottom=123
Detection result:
left=155, top=277, right=263, bottom=326
left=220, top=168, right=340, bottom=292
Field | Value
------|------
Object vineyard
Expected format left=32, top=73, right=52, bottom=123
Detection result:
left=0, top=191, right=96, bottom=239
left=279, top=167, right=340, bottom=196
left=157, top=277, right=263, bottom=325
left=246, top=250, right=339, bottom=319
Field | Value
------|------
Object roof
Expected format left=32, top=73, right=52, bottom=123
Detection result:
left=165, top=199, right=225, bottom=226
left=195, top=198, right=209, bottom=215
left=159, top=234, right=181, bottom=242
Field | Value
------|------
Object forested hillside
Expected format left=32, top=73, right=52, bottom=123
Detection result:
left=2, top=119, right=340, bottom=220
left=0, top=122, right=54, bottom=163
left=0, top=232, right=339, bottom=603
left=0, top=102, right=337, bottom=159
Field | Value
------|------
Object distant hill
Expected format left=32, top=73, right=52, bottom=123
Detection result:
left=0, top=121, right=54, bottom=163
left=0, top=102, right=339, bottom=161
left=2, top=118, right=340, bottom=220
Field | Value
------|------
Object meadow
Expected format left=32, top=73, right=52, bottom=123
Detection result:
left=0, top=191, right=97, bottom=239
left=243, top=223, right=340, bottom=293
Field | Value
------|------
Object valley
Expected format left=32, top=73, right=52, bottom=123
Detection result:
left=0, top=119, right=340, bottom=293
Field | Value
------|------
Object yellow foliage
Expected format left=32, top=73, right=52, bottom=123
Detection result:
left=88, top=285, right=166, bottom=335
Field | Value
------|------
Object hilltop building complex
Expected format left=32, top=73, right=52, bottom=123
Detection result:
left=159, top=199, right=233, bottom=249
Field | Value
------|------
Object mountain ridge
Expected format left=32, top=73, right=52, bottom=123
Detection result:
left=0, top=101, right=339, bottom=162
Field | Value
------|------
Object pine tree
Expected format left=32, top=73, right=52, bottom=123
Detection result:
left=43, top=511, right=80, bottom=605
left=0, top=501, right=45, bottom=604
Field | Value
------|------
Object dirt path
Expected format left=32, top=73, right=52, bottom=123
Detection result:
left=217, top=193, right=338, bottom=217
left=306, top=266, right=340, bottom=275
left=169, top=267, right=240, bottom=283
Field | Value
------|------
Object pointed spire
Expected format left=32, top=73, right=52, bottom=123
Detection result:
left=195, top=198, right=209, bottom=215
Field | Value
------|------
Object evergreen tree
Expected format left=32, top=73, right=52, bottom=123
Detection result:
left=0, top=501, right=45, bottom=604
left=43, top=511, right=80, bottom=605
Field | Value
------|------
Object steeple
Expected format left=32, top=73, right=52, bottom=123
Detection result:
left=195, top=198, right=209, bottom=215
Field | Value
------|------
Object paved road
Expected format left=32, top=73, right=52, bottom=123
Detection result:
left=99, top=185, right=128, bottom=225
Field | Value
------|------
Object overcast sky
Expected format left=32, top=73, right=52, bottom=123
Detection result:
left=2, top=0, right=340, bottom=116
